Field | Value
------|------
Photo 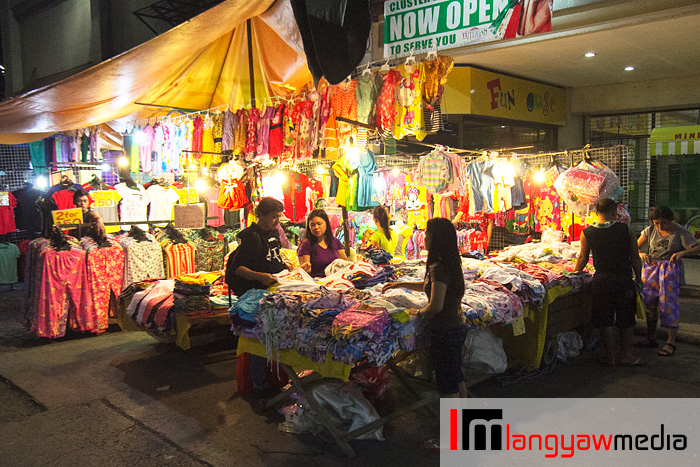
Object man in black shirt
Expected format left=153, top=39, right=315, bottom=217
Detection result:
left=225, top=197, right=291, bottom=396
left=575, top=198, right=643, bottom=366
left=226, top=197, right=288, bottom=295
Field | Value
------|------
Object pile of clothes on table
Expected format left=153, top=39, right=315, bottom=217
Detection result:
left=230, top=288, right=422, bottom=367
left=121, top=271, right=229, bottom=335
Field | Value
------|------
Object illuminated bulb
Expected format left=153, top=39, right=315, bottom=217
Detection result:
left=189, top=164, right=197, bottom=170
left=133, top=130, right=145, bottom=144
left=316, top=165, right=326, bottom=175
left=534, top=169, right=546, bottom=184
left=195, top=179, right=207, bottom=191
left=274, top=171, right=286, bottom=185
left=624, top=66, right=635, bottom=71
left=584, top=52, right=596, bottom=58
left=346, top=146, right=359, bottom=162
left=118, top=156, right=129, bottom=167
left=101, top=163, right=110, bottom=172
left=392, top=167, right=399, bottom=177
left=35, top=176, right=48, bottom=190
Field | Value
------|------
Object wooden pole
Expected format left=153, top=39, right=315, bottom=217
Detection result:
left=342, top=206, right=350, bottom=256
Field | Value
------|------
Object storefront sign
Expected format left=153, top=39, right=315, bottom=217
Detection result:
left=649, top=125, right=700, bottom=156
left=52, top=208, right=83, bottom=225
left=383, top=0, right=552, bottom=57
left=174, top=203, right=205, bottom=229
left=442, top=67, right=566, bottom=125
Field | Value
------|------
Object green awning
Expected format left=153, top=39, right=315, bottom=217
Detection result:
left=650, top=125, right=700, bottom=155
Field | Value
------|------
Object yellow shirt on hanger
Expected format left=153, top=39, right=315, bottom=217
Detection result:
left=394, top=62, right=427, bottom=141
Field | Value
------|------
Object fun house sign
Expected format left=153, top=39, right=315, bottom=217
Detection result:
left=384, top=0, right=552, bottom=57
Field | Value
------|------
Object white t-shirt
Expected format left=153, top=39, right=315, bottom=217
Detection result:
left=146, top=185, right=180, bottom=222
left=115, top=183, right=149, bottom=230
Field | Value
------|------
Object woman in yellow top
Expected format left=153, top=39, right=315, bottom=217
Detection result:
left=369, top=205, right=397, bottom=254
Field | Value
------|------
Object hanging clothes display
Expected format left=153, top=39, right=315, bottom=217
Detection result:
left=394, top=61, right=426, bottom=141
left=0, top=191, right=17, bottom=235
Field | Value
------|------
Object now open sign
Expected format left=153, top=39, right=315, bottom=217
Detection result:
left=52, top=208, right=84, bottom=225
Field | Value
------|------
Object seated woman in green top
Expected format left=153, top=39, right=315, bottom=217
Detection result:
left=369, top=205, right=397, bottom=254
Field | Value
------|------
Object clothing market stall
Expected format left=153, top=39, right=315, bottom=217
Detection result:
left=0, top=0, right=636, bottom=455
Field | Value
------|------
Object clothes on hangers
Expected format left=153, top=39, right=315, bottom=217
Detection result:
left=0, top=242, right=20, bottom=283
left=12, top=184, right=42, bottom=232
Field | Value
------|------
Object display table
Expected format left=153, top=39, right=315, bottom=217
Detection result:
left=236, top=337, right=436, bottom=458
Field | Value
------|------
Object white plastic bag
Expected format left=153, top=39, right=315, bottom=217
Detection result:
left=463, top=328, right=507, bottom=375
left=556, top=331, right=583, bottom=362
left=310, top=382, right=385, bottom=441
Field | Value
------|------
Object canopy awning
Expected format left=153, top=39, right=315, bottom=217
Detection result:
left=0, top=0, right=312, bottom=144
left=650, top=125, right=700, bottom=156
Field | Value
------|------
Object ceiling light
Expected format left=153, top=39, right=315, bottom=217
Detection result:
left=584, top=52, right=596, bottom=58
left=624, top=66, right=635, bottom=71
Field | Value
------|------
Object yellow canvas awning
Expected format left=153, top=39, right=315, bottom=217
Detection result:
left=650, top=125, right=700, bottom=155
left=0, top=0, right=312, bottom=144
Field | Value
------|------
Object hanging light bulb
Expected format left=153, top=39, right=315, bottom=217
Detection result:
left=118, top=156, right=129, bottom=167
left=316, top=165, right=326, bottom=175
left=534, top=167, right=546, bottom=184
left=195, top=179, right=207, bottom=192
left=133, top=130, right=145, bottom=144
left=35, top=176, right=48, bottom=190
left=274, top=171, right=286, bottom=185
left=101, top=163, right=111, bottom=172
left=392, top=166, right=400, bottom=177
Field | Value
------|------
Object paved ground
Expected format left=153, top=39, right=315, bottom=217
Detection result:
left=2, top=277, right=700, bottom=466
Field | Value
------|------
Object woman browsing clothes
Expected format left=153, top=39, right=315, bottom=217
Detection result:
left=636, top=206, right=700, bottom=357
left=382, top=217, right=467, bottom=398
left=297, top=209, right=347, bottom=277
left=574, top=198, right=643, bottom=366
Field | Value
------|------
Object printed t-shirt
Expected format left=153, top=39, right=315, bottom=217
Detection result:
left=643, top=225, right=699, bottom=260
left=146, top=185, right=180, bottom=222
left=115, top=183, right=149, bottom=230
left=297, top=237, right=343, bottom=277
left=0, top=192, right=17, bottom=235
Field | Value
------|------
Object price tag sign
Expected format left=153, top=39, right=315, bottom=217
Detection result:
left=52, top=208, right=84, bottom=225
left=173, top=203, right=205, bottom=229
left=0, top=192, right=9, bottom=206
left=90, top=191, right=116, bottom=208
left=177, top=188, right=199, bottom=204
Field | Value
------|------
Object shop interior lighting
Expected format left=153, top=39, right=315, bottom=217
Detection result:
left=35, top=175, right=48, bottom=190
left=133, top=130, right=145, bottom=144
left=118, top=156, right=129, bottom=167
left=392, top=167, right=400, bottom=177
left=316, top=165, right=326, bottom=175
left=584, top=52, right=596, bottom=58
left=534, top=168, right=546, bottom=184
left=101, top=163, right=110, bottom=172
left=624, top=66, right=635, bottom=71
left=274, top=171, right=286, bottom=186
left=195, top=179, right=207, bottom=192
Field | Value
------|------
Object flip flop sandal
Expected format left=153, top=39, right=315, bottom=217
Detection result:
left=658, top=343, right=677, bottom=357
left=634, top=339, right=658, bottom=348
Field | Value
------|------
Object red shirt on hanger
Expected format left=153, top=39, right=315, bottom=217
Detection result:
left=0, top=192, right=17, bottom=235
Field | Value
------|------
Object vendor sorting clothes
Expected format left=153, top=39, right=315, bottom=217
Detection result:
left=225, top=197, right=292, bottom=295
left=297, top=209, right=347, bottom=278
left=225, top=197, right=293, bottom=397
left=70, top=189, right=106, bottom=238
